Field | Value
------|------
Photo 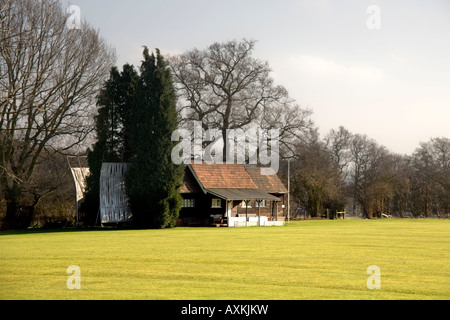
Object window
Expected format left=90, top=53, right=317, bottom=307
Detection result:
left=211, top=198, right=221, bottom=208
left=241, top=200, right=252, bottom=208
left=256, top=200, right=266, bottom=207
left=182, top=199, right=195, bottom=208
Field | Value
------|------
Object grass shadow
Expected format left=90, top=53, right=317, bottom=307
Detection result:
left=0, top=226, right=117, bottom=236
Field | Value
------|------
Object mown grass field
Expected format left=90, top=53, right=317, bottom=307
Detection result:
left=0, top=219, right=449, bottom=300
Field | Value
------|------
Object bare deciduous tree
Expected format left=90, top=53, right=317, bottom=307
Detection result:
left=0, top=0, right=115, bottom=229
left=324, top=126, right=352, bottom=175
left=168, top=39, right=314, bottom=160
left=348, top=134, right=407, bottom=218
left=290, top=140, right=343, bottom=218
left=410, top=137, right=449, bottom=217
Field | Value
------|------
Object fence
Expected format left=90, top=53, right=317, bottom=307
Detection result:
left=228, top=216, right=285, bottom=227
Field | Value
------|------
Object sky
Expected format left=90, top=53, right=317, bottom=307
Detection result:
left=61, top=0, right=450, bottom=155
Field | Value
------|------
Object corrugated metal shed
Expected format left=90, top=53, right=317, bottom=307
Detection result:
left=100, top=163, right=132, bottom=223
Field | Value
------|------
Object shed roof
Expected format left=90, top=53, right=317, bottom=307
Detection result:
left=181, top=163, right=288, bottom=201
left=207, top=188, right=281, bottom=201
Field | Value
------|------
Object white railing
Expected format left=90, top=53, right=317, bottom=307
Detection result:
left=228, top=216, right=285, bottom=227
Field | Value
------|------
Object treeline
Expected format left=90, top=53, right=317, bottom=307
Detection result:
left=281, top=127, right=449, bottom=219
left=1, top=0, right=448, bottom=229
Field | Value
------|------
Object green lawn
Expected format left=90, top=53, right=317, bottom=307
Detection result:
left=0, top=219, right=449, bottom=300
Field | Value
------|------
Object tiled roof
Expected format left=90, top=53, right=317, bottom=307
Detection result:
left=190, top=163, right=257, bottom=189
left=180, top=163, right=287, bottom=195
left=245, top=167, right=288, bottom=194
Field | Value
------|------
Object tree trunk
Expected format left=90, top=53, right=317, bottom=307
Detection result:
left=1, top=182, right=36, bottom=230
left=2, top=186, right=32, bottom=230
left=222, top=128, right=228, bottom=163
left=2, top=200, right=19, bottom=230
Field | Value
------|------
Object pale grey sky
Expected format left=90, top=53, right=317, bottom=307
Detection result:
left=62, top=0, right=450, bottom=155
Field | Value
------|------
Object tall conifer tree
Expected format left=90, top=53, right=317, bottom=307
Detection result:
left=82, top=65, right=139, bottom=224
left=125, top=48, right=184, bottom=228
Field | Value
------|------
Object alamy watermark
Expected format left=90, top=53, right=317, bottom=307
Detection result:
left=366, top=5, right=381, bottom=30
left=171, top=121, right=279, bottom=175
left=66, top=265, right=81, bottom=289
left=366, top=265, right=381, bottom=289
left=66, top=5, right=81, bottom=30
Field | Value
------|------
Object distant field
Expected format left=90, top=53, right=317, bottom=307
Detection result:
left=0, top=219, right=449, bottom=300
